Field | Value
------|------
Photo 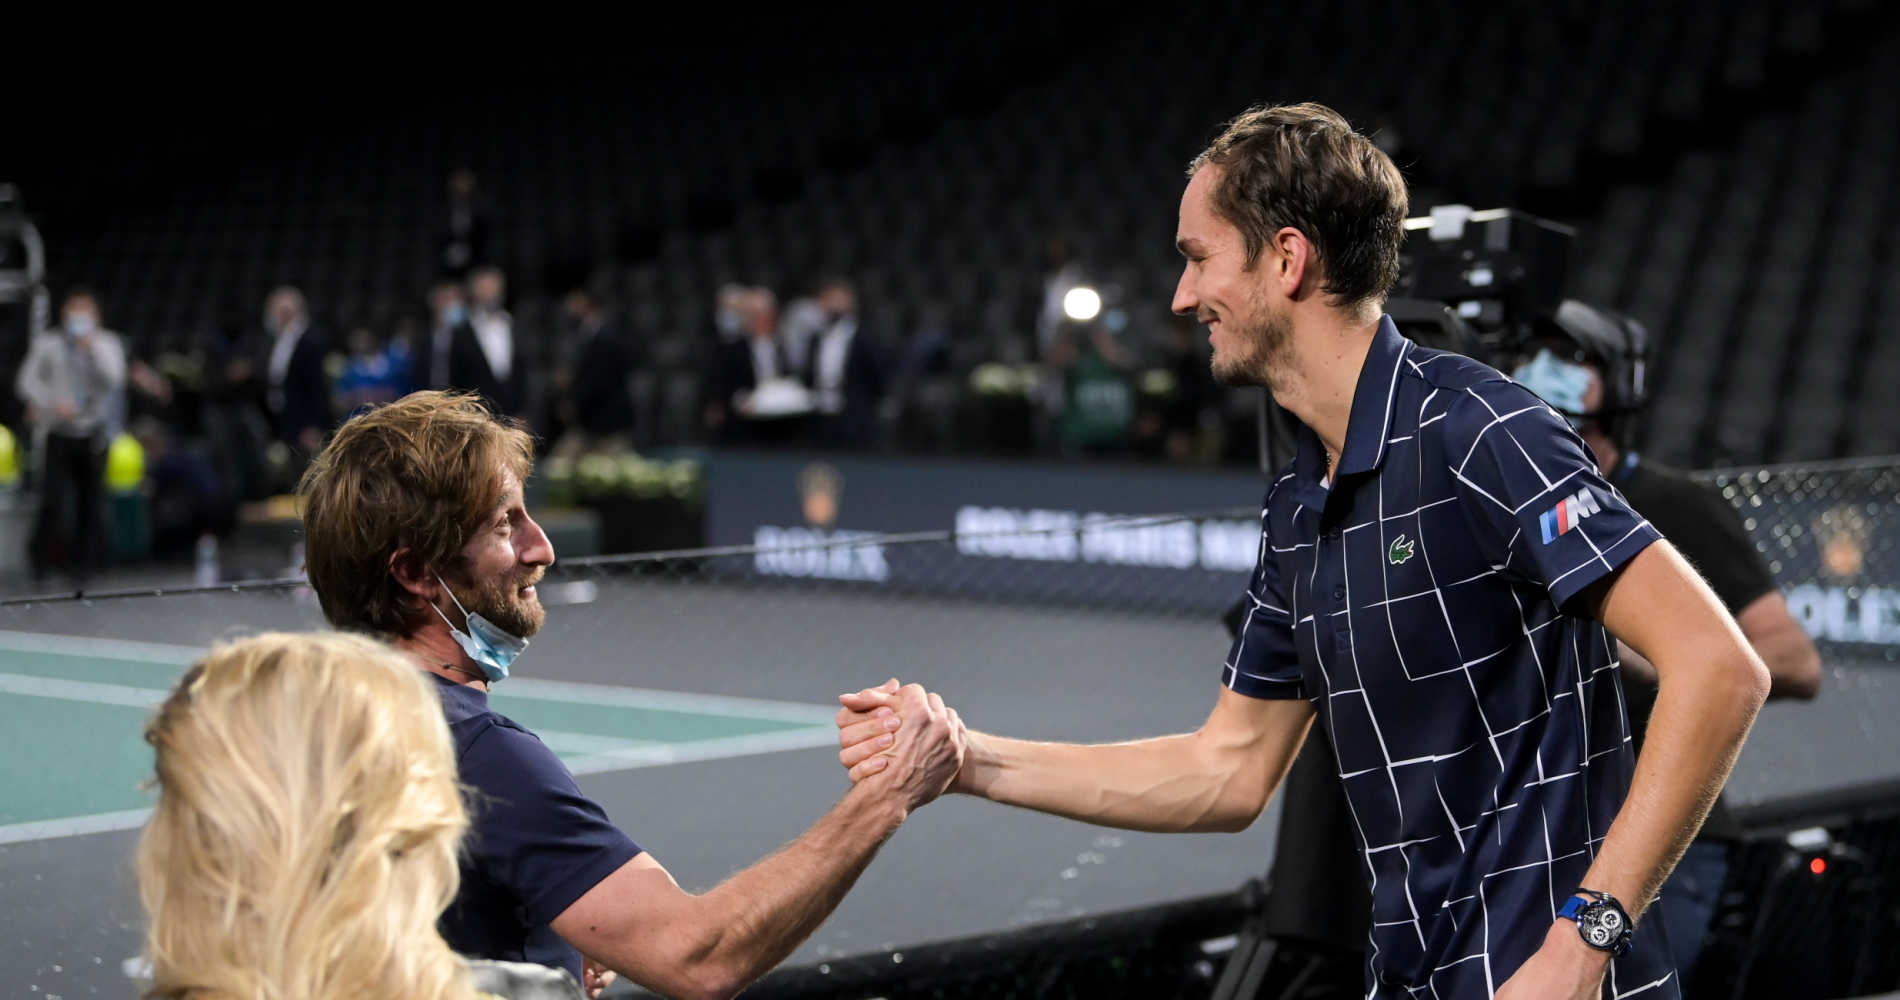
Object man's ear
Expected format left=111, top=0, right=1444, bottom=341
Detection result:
left=1272, top=227, right=1315, bottom=300
left=388, top=547, right=437, bottom=605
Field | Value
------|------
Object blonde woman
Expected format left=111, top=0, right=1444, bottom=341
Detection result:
left=136, top=631, right=586, bottom=1000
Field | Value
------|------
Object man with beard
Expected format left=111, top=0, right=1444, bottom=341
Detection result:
left=837, top=104, right=1768, bottom=999
left=298, top=391, right=966, bottom=1000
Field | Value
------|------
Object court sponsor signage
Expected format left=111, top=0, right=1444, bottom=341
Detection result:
left=699, top=450, right=1263, bottom=614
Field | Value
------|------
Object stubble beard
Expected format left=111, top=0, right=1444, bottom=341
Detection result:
left=1210, top=297, right=1294, bottom=391
left=466, top=568, right=547, bottom=637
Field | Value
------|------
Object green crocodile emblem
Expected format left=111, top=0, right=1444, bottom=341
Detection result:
left=1389, top=534, right=1415, bottom=565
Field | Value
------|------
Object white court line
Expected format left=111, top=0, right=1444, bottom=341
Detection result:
left=502, top=677, right=837, bottom=724
left=0, top=628, right=838, bottom=721
left=0, top=672, right=165, bottom=709
left=0, top=808, right=154, bottom=846
left=0, top=629, right=201, bottom=665
left=534, top=730, right=666, bottom=754
left=563, top=727, right=841, bottom=776
left=0, top=669, right=836, bottom=846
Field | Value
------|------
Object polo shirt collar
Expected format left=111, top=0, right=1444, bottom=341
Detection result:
left=1291, top=315, right=1413, bottom=508
left=428, top=670, right=489, bottom=724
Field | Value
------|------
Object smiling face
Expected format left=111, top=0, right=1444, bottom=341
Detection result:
left=443, top=464, right=553, bottom=638
left=1171, top=166, right=1293, bottom=389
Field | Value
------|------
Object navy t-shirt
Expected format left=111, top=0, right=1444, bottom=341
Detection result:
left=1226, top=318, right=1679, bottom=997
left=431, top=674, right=643, bottom=983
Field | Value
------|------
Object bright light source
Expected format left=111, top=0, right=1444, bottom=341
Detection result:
left=1810, top=856, right=1827, bottom=876
left=1063, top=286, right=1103, bottom=322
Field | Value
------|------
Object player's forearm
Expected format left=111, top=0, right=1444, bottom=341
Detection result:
left=684, top=781, right=906, bottom=995
left=1754, top=626, right=1822, bottom=700
left=1581, top=647, right=1768, bottom=918
left=958, top=729, right=1265, bottom=833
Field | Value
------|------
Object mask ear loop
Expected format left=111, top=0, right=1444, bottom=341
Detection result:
left=432, top=574, right=472, bottom=631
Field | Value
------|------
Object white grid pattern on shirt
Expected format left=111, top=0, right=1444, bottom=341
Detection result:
left=1225, top=347, right=1676, bottom=998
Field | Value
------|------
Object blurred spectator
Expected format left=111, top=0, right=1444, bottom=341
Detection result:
left=711, top=282, right=749, bottom=344
left=801, top=278, right=886, bottom=448
left=1047, top=317, right=1134, bottom=457
left=438, top=166, right=493, bottom=280
left=14, top=288, right=125, bottom=582
left=261, top=286, right=334, bottom=458
left=131, top=416, right=233, bottom=561
left=201, top=321, right=272, bottom=502
left=701, top=283, right=754, bottom=437
left=1132, top=314, right=1213, bottom=461
left=426, top=280, right=471, bottom=389
left=334, top=324, right=415, bottom=417
left=549, top=290, right=637, bottom=457
left=1036, top=237, right=1086, bottom=360
left=711, top=287, right=810, bottom=443
left=778, top=294, right=828, bottom=376
left=442, top=266, right=524, bottom=417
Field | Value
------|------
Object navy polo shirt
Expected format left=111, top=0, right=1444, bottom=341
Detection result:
left=1227, top=317, right=1681, bottom=997
left=431, top=674, right=643, bottom=983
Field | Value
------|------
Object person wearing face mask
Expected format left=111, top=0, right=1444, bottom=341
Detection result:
left=1511, top=300, right=1822, bottom=992
left=15, top=288, right=126, bottom=583
left=297, top=390, right=967, bottom=999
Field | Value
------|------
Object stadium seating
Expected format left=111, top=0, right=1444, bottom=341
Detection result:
left=13, top=0, right=1898, bottom=467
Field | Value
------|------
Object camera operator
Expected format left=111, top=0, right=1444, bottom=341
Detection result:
left=1510, top=300, right=1821, bottom=991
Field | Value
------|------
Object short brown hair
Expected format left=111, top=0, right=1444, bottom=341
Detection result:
left=1189, top=102, right=1408, bottom=311
left=298, top=391, right=533, bottom=637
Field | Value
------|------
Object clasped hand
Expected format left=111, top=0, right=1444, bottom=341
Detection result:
left=834, top=679, right=968, bottom=809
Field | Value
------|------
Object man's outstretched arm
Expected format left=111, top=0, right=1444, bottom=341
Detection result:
left=553, top=685, right=962, bottom=1000
left=839, top=684, right=1315, bottom=834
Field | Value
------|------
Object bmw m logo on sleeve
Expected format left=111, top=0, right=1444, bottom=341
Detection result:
left=1540, top=486, right=1604, bottom=544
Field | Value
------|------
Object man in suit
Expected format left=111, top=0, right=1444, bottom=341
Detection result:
left=259, top=286, right=333, bottom=457
left=550, top=289, right=637, bottom=456
left=801, top=278, right=885, bottom=449
left=446, top=266, right=525, bottom=417
left=438, top=166, right=492, bottom=280
left=710, top=287, right=802, bottom=444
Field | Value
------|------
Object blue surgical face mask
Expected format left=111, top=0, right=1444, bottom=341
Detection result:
left=1513, top=349, right=1595, bottom=427
left=432, top=574, right=528, bottom=683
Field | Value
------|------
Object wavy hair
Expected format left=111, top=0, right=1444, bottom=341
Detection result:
left=136, top=631, right=474, bottom=1000
left=298, top=390, right=534, bottom=638
left=1188, top=102, right=1409, bottom=313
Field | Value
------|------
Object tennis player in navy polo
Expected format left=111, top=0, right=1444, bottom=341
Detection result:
left=838, top=104, right=1769, bottom=999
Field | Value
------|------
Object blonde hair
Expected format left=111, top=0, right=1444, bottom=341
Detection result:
left=136, top=631, right=475, bottom=1000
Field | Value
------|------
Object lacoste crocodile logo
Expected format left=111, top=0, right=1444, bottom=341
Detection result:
left=1389, top=534, right=1415, bottom=565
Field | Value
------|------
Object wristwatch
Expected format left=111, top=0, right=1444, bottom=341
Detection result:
left=1557, top=889, right=1633, bottom=956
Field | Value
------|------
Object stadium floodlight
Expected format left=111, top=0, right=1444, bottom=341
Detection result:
left=1062, top=286, right=1102, bottom=322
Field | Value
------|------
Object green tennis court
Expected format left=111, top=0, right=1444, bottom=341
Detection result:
left=0, top=629, right=838, bottom=846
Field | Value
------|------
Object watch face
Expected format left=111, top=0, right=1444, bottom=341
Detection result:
left=1581, top=905, right=1625, bottom=949
left=1586, top=920, right=1616, bottom=947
